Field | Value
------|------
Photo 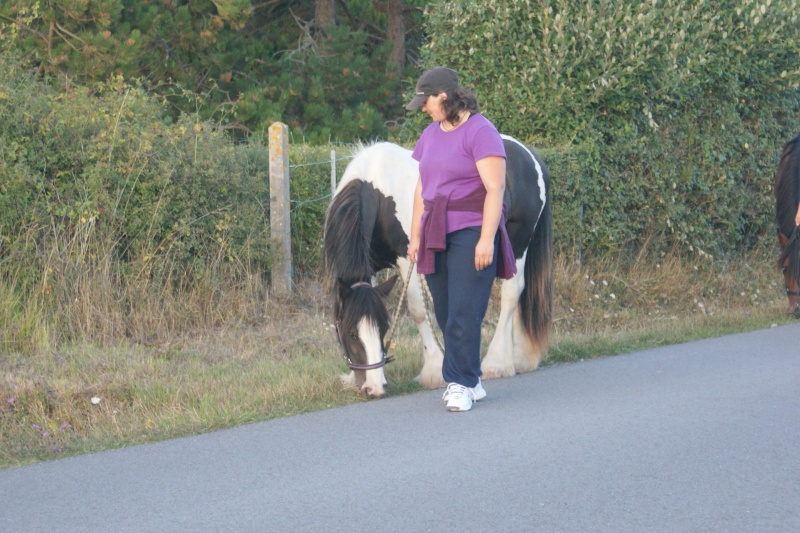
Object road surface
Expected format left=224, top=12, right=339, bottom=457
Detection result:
left=2, top=324, right=799, bottom=532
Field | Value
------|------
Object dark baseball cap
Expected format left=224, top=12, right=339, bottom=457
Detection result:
left=405, top=67, right=460, bottom=110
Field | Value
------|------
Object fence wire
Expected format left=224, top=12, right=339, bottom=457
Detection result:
left=287, top=152, right=355, bottom=205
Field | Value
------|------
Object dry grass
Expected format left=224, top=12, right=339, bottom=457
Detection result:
left=1, top=245, right=795, bottom=468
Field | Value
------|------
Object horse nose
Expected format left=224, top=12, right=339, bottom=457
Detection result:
left=361, top=383, right=387, bottom=398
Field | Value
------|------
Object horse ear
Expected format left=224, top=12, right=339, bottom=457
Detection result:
left=375, top=274, right=398, bottom=298
left=337, top=279, right=353, bottom=300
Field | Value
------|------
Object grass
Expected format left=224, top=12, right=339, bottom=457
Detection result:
left=1, top=245, right=796, bottom=469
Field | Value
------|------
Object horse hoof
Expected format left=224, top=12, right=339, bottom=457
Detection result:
left=481, top=365, right=513, bottom=380
left=414, top=373, right=445, bottom=390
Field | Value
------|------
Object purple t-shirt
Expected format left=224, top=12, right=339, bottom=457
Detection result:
left=411, top=113, right=506, bottom=234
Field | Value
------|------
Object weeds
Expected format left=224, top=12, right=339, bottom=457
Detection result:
left=1, top=243, right=794, bottom=469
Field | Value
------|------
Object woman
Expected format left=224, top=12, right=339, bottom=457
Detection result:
left=406, top=67, right=517, bottom=412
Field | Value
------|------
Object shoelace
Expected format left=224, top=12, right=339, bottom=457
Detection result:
left=442, top=383, right=468, bottom=401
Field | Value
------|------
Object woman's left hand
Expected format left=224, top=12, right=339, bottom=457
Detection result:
left=475, top=237, right=495, bottom=271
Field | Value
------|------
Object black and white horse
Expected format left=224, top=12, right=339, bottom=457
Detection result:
left=323, top=137, right=552, bottom=397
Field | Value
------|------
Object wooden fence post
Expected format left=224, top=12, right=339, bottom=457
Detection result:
left=269, top=122, right=292, bottom=296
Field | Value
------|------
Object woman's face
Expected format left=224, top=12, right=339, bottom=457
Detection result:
left=421, top=93, right=447, bottom=123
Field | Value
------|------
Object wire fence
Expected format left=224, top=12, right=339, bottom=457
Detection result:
left=238, top=133, right=357, bottom=206
left=287, top=151, right=356, bottom=205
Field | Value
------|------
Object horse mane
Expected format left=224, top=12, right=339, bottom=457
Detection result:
left=323, top=168, right=391, bottom=342
left=323, top=179, right=375, bottom=293
left=775, top=132, right=800, bottom=275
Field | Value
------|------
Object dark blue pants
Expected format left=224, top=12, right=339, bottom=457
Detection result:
left=425, top=227, right=497, bottom=388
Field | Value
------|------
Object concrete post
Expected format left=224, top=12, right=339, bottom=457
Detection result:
left=269, top=122, right=292, bottom=296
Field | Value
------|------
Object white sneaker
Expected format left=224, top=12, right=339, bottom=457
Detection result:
left=442, top=379, right=486, bottom=403
left=442, top=383, right=473, bottom=412
left=472, top=379, right=487, bottom=401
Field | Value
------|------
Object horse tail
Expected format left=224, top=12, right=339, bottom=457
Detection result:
left=519, top=177, right=553, bottom=356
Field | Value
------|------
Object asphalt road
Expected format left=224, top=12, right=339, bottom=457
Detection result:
left=2, top=323, right=799, bottom=533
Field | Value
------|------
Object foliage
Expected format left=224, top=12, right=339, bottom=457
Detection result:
left=233, top=24, right=407, bottom=143
left=0, top=0, right=426, bottom=142
left=287, top=143, right=346, bottom=277
left=0, top=55, right=334, bottom=350
left=414, top=0, right=800, bottom=257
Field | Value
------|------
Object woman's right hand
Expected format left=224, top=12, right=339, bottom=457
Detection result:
left=408, top=177, right=424, bottom=264
left=407, top=237, right=420, bottom=264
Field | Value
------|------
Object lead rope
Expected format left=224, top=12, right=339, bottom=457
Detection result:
left=417, top=271, right=446, bottom=355
left=384, top=262, right=414, bottom=355
left=383, top=263, right=445, bottom=357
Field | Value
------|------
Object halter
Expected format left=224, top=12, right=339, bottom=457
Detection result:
left=785, top=285, right=800, bottom=298
left=335, top=281, right=396, bottom=371
left=334, top=266, right=445, bottom=372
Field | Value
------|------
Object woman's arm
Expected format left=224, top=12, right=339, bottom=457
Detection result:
left=795, top=201, right=800, bottom=226
left=407, top=177, right=424, bottom=263
left=475, top=155, right=506, bottom=271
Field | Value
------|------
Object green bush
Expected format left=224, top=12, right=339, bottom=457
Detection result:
left=0, top=55, right=340, bottom=349
left=0, top=0, right=422, bottom=143
left=288, top=143, right=350, bottom=277
left=411, top=0, right=800, bottom=257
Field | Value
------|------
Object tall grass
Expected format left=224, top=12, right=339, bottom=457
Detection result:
left=1, top=242, right=794, bottom=469
left=0, top=210, right=271, bottom=353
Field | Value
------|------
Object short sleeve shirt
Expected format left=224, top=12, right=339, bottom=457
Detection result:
left=411, top=113, right=506, bottom=233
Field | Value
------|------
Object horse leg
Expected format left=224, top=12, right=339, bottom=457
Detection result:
left=398, top=257, right=445, bottom=389
left=482, top=257, right=526, bottom=379
left=511, top=306, right=545, bottom=372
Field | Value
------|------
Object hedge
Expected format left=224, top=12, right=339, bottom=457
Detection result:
left=407, top=0, right=800, bottom=257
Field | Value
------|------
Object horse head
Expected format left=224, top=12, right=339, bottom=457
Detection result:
left=778, top=230, right=800, bottom=318
left=334, top=275, right=398, bottom=397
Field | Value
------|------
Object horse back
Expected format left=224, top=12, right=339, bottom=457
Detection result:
left=330, top=143, right=417, bottom=275
left=501, top=137, right=549, bottom=259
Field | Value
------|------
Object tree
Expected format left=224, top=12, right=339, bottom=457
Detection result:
left=0, top=0, right=427, bottom=141
left=384, top=0, right=406, bottom=76
left=314, top=0, right=336, bottom=32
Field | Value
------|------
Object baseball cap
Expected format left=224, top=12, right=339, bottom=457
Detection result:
left=405, top=67, right=460, bottom=110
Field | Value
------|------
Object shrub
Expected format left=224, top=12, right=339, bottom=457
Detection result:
left=411, top=0, right=800, bottom=256
left=0, top=55, right=338, bottom=350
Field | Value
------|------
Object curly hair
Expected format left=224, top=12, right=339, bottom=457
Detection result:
left=441, top=87, right=480, bottom=126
